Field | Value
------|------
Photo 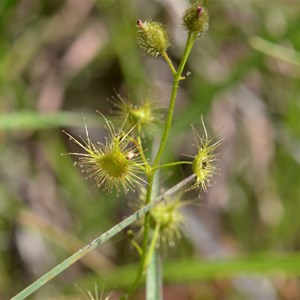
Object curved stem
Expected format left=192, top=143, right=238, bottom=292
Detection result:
left=130, top=239, right=143, bottom=257
left=162, top=51, right=176, bottom=76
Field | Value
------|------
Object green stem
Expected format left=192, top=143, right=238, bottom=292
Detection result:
left=143, top=223, right=161, bottom=270
left=136, top=123, right=151, bottom=173
left=122, top=173, right=154, bottom=299
left=153, top=32, right=197, bottom=169
left=130, top=239, right=143, bottom=257
left=152, top=161, right=192, bottom=171
left=162, top=51, right=176, bottom=76
left=146, top=250, right=162, bottom=300
left=122, top=31, right=197, bottom=300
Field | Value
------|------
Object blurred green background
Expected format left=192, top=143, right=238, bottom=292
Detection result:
left=1, top=0, right=300, bottom=299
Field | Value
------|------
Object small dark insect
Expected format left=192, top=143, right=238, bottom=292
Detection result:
left=115, top=133, right=125, bottom=141
left=202, top=161, right=207, bottom=169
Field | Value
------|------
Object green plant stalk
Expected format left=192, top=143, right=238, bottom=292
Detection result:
left=152, top=161, right=192, bottom=171
left=144, top=223, right=160, bottom=270
left=123, top=31, right=198, bottom=299
left=130, top=239, right=143, bottom=257
left=153, top=31, right=197, bottom=169
left=121, top=173, right=154, bottom=299
left=146, top=169, right=162, bottom=300
left=12, top=174, right=195, bottom=300
left=146, top=250, right=162, bottom=300
left=162, top=51, right=176, bottom=76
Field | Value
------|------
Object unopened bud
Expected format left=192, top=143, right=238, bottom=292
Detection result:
left=182, top=4, right=209, bottom=37
left=136, top=20, right=170, bottom=57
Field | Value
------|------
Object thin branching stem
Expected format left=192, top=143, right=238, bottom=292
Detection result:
left=152, top=161, right=192, bottom=171
left=122, top=173, right=154, bottom=299
left=130, top=239, right=143, bottom=257
left=162, top=51, right=177, bottom=76
left=123, top=31, right=197, bottom=299
left=153, top=31, right=196, bottom=169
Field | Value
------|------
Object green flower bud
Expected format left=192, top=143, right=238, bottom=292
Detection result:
left=63, top=117, right=145, bottom=194
left=187, top=117, right=222, bottom=192
left=136, top=20, right=170, bottom=57
left=182, top=4, right=209, bottom=37
left=149, top=199, right=186, bottom=248
left=111, top=92, right=162, bottom=138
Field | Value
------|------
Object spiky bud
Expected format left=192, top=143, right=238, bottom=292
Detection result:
left=111, top=93, right=162, bottom=137
left=63, top=118, right=145, bottom=194
left=182, top=3, right=209, bottom=37
left=149, top=199, right=186, bottom=248
left=188, top=117, right=222, bottom=192
left=136, top=20, right=170, bottom=57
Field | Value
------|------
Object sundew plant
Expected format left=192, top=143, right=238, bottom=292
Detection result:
left=12, top=1, right=221, bottom=299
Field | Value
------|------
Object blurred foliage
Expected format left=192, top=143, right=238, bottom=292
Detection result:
left=1, top=0, right=300, bottom=299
